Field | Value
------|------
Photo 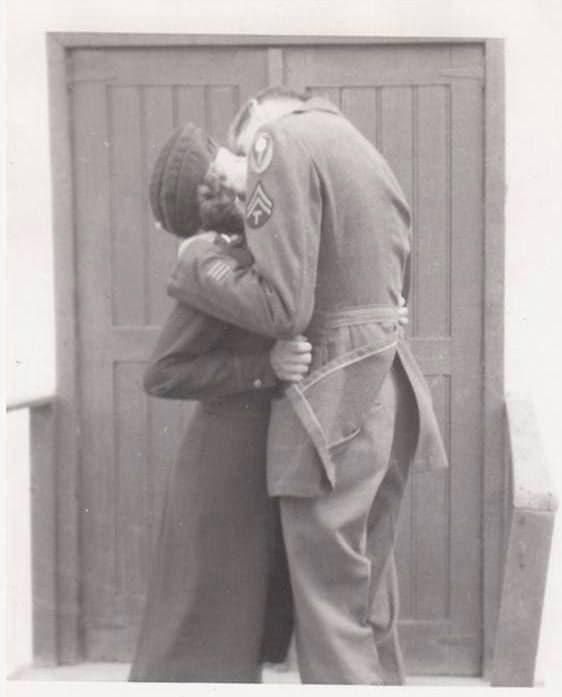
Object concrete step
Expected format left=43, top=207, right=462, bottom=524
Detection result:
left=9, top=662, right=488, bottom=685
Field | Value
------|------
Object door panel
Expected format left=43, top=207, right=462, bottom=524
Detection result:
left=285, top=45, right=484, bottom=674
left=70, top=42, right=486, bottom=673
left=70, top=47, right=269, bottom=659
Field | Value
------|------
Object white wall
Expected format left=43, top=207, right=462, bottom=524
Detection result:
left=5, top=411, right=33, bottom=676
left=5, top=0, right=562, bottom=685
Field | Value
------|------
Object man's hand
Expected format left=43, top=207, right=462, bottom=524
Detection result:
left=270, top=335, right=312, bottom=383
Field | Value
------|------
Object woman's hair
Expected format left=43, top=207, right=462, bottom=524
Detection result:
left=197, top=169, right=245, bottom=237
left=149, top=121, right=245, bottom=239
left=149, top=122, right=218, bottom=238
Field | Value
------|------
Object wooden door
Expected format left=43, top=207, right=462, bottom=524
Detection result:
left=284, top=44, right=485, bottom=674
left=68, top=41, right=487, bottom=674
left=69, top=46, right=269, bottom=659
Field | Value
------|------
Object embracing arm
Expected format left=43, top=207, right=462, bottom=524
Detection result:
left=167, top=124, right=322, bottom=339
left=144, top=302, right=277, bottom=401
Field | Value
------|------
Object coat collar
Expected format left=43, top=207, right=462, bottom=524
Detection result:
left=291, top=97, right=341, bottom=116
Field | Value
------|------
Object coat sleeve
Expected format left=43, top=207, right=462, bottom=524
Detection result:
left=144, top=302, right=277, bottom=401
left=167, top=123, right=322, bottom=339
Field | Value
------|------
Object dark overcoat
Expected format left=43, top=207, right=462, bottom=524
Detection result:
left=129, top=239, right=293, bottom=683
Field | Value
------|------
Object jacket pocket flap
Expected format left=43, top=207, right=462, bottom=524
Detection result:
left=285, top=342, right=397, bottom=487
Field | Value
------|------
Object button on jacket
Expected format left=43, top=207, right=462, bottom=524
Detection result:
left=168, top=98, right=447, bottom=498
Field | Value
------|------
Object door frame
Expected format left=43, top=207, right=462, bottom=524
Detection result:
left=46, top=32, right=505, bottom=669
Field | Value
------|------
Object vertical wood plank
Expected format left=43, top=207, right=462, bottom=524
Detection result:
left=341, top=87, right=377, bottom=144
left=309, top=85, right=341, bottom=107
left=115, top=363, right=150, bottom=612
left=379, top=87, right=416, bottom=329
left=144, top=86, right=176, bottom=326
left=267, top=48, right=284, bottom=85
left=206, top=85, right=239, bottom=142
left=379, top=87, right=414, bottom=202
left=416, top=85, right=451, bottom=337
left=482, top=39, right=506, bottom=674
left=72, top=80, right=118, bottom=640
left=449, top=80, right=484, bottom=673
left=413, top=376, right=450, bottom=620
left=414, top=469, right=449, bottom=619
left=395, top=477, right=413, bottom=618
left=109, top=86, right=146, bottom=327
left=282, top=49, right=308, bottom=92
left=175, top=85, right=205, bottom=127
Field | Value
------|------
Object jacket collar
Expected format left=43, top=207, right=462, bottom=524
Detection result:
left=291, top=96, right=341, bottom=116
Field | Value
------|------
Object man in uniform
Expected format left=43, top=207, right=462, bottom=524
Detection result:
left=167, top=86, right=448, bottom=684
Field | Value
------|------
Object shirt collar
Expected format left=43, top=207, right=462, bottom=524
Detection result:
left=291, top=97, right=341, bottom=116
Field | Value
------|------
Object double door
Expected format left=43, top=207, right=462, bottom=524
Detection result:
left=69, top=40, right=486, bottom=674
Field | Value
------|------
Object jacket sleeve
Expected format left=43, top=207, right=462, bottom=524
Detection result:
left=144, top=302, right=277, bottom=401
left=167, top=123, right=322, bottom=339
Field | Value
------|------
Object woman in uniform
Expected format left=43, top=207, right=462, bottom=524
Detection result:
left=129, top=123, right=305, bottom=682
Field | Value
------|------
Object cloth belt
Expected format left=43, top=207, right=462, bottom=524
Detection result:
left=307, top=305, right=400, bottom=337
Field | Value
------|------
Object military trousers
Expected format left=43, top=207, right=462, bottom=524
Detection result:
left=280, top=359, right=416, bottom=684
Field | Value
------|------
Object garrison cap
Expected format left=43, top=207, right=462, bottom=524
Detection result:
left=149, top=123, right=218, bottom=238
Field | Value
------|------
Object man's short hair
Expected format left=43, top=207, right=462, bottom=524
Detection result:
left=228, top=85, right=312, bottom=152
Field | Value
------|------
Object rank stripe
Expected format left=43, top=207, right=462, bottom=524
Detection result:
left=213, top=265, right=231, bottom=282
left=247, top=195, right=272, bottom=214
left=207, top=260, right=234, bottom=281
left=246, top=183, right=273, bottom=216
left=245, top=181, right=274, bottom=229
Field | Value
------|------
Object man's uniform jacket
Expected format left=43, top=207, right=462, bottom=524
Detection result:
left=129, top=239, right=293, bottom=683
left=168, top=97, right=448, bottom=499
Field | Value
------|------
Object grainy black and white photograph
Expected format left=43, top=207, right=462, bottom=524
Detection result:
left=4, top=1, right=562, bottom=695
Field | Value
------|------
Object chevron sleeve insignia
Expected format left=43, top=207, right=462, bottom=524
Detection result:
left=245, top=181, right=274, bottom=229
left=206, top=259, right=235, bottom=283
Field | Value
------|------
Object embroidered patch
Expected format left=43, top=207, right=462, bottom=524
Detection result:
left=206, top=259, right=234, bottom=283
left=249, top=132, right=274, bottom=174
left=245, top=182, right=274, bottom=229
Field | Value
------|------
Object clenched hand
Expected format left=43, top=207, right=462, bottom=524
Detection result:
left=270, top=335, right=312, bottom=383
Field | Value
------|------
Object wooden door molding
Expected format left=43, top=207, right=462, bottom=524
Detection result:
left=46, top=33, right=505, bottom=668
left=482, top=38, right=506, bottom=676
left=47, top=35, right=82, bottom=664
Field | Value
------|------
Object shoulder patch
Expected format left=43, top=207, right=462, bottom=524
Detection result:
left=245, top=182, right=274, bottom=229
left=206, top=259, right=235, bottom=283
left=249, top=132, right=274, bottom=174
